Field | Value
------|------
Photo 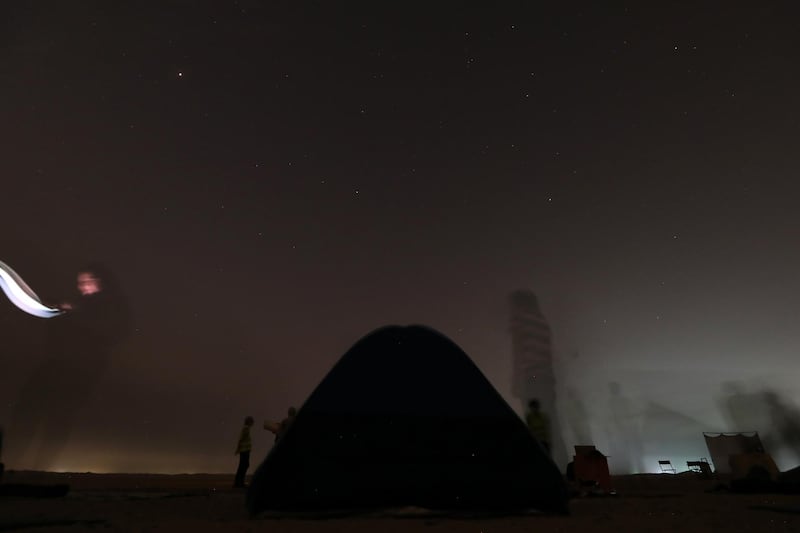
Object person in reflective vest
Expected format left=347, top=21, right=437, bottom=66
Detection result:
left=526, top=399, right=551, bottom=455
left=234, top=416, right=254, bottom=488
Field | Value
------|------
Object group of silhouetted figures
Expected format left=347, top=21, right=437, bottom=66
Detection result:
left=9, top=265, right=800, bottom=498
left=230, top=400, right=551, bottom=489
left=233, top=407, right=296, bottom=488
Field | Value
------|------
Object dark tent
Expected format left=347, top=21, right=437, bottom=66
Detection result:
left=247, top=325, right=569, bottom=515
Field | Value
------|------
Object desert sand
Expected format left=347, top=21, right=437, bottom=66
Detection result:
left=1, top=470, right=799, bottom=532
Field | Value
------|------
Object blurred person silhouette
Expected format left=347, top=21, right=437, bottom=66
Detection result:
left=719, top=381, right=769, bottom=434
left=762, top=390, right=800, bottom=454
left=564, top=387, right=592, bottom=446
left=526, top=399, right=551, bottom=455
left=234, top=416, right=254, bottom=488
left=264, top=406, right=297, bottom=444
left=606, top=381, right=645, bottom=473
left=8, top=263, right=129, bottom=471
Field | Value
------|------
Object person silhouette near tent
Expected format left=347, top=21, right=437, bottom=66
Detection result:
left=234, top=416, right=254, bottom=488
left=264, top=407, right=296, bottom=443
left=526, top=398, right=551, bottom=455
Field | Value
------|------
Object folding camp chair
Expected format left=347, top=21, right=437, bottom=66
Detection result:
left=658, top=460, right=676, bottom=473
left=687, top=458, right=712, bottom=478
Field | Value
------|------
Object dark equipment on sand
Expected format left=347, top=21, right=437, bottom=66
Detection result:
left=247, top=325, right=569, bottom=515
left=687, top=458, right=713, bottom=478
left=568, top=445, right=613, bottom=496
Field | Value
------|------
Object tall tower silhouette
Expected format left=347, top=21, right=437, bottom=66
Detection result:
left=510, top=289, right=565, bottom=466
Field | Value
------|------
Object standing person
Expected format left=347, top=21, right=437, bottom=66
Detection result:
left=264, top=406, right=296, bottom=444
left=234, top=416, right=254, bottom=488
left=526, top=399, right=551, bottom=455
left=278, top=406, right=297, bottom=441
left=8, top=263, right=129, bottom=471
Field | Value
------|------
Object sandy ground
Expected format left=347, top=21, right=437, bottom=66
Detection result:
left=1, top=471, right=800, bottom=532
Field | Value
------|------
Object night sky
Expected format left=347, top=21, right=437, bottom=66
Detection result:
left=3, top=2, right=800, bottom=474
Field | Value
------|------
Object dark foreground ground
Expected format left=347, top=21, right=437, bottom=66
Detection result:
left=1, top=470, right=800, bottom=532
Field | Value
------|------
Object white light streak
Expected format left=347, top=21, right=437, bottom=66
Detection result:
left=0, top=260, right=63, bottom=318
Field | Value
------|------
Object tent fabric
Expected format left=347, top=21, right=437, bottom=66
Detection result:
left=247, top=325, right=569, bottom=515
left=703, top=432, right=765, bottom=474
